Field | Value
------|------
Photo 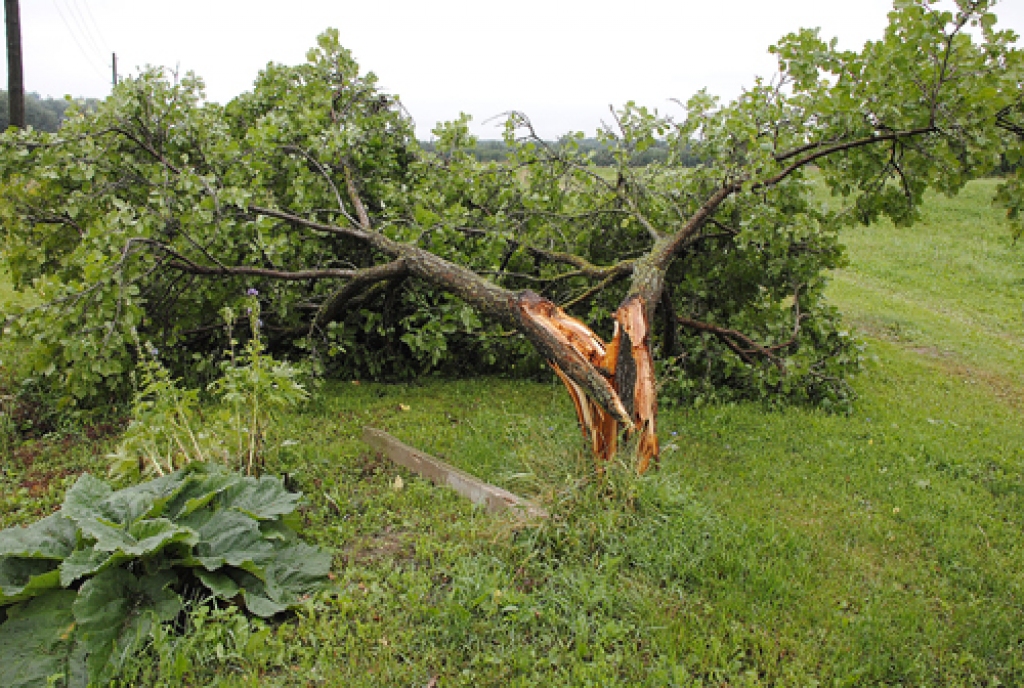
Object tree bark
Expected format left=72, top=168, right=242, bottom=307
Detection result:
left=4, top=0, right=24, bottom=128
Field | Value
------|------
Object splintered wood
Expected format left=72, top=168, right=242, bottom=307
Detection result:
left=614, top=296, right=660, bottom=472
left=515, top=291, right=659, bottom=473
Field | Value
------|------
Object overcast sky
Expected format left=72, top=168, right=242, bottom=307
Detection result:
left=5, top=0, right=1024, bottom=139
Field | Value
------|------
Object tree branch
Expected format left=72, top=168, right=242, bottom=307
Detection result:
left=246, top=205, right=370, bottom=240
left=308, top=259, right=409, bottom=331
left=343, top=163, right=373, bottom=230
left=758, top=126, right=937, bottom=189
left=676, top=285, right=808, bottom=371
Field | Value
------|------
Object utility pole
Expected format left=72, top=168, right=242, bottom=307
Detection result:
left=4, top=0, right=24, bottom=128
left=112, top=52, right=117, bottom=88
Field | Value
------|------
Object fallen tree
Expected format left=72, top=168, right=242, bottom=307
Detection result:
left=1, top=0, right=1021, bottom=471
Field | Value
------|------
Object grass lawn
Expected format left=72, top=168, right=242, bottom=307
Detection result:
left=829, top=178, right=1024, bottom=401
left=1, top=179, right=1022, bottom=686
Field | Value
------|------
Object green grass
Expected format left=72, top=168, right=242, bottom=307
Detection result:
left=827, top=178, right=1024, bottom=400
left=2, top=179, right=1023, bottom=685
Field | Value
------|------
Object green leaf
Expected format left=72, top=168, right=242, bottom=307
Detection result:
left=0, top=558, right=61, bottom=604
left=100, top=469, right=191, bottom=523
left=220, top=475, right=302, bottom=520
left=181, top=510, right=274, bottom=572
left=194, top=569, right=241, bottom=599
left=259, top=518, right=296, bottom=542
left=242, top=585, right=289, bottom=618
left=58, top=548, right=127, bottom=587
left=263, top=541, right=332, bottom=604
left=112, top=456, right=222, bottom=522
left=220, top=542, right=330, bottom=618
left=0, top=513, right=78, bottom=560
left=61, top=473, right=114, bottom=524
left=230, top=570, right=288, bottom=618
left=0, top=589, right=78, bottom=688
left=77, top=517, right=197, bottom=557
left=162, top=470, right=238, bottom=520
left=136, top=570, right=184, bottom=620
left=73, top=567, right=181, bottom=686
left=67, top=465, right=214, bottom=529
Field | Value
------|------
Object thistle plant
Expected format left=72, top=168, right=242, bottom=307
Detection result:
left=110, top=291, right=309, bottom=478
left=209, top=290, right=309, bottom=475
left=109, top=337, right=212, bottom=478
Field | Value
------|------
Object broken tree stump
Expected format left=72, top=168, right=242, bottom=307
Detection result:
left=361, top=427, right=548, bottom=519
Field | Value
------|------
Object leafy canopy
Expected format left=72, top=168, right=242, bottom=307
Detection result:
left=0, top=2, right=1020, bottom=410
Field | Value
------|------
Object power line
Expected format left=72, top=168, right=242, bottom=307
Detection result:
left=50, top=0, right=106, bottom=81
left=66, top=0, right=106, bottom=58
left=60, top=0, right=104, bottom=63
left=76, top=0, right=110, bottom=54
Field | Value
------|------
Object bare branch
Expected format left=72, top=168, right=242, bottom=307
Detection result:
left=676, top=284, right=808, bottom=371
left=247, top=205, right=371, bottom=241
left=342, top=163, right=373, bottom=230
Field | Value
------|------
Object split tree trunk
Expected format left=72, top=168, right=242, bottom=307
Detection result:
left=382, top=231, right=662, bottom=473
left=514, top=292, right=659, bottom=473
left=256, top=205, right=665, bottom=472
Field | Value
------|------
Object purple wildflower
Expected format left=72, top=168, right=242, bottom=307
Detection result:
left=246, top=288, right=259, bottom=296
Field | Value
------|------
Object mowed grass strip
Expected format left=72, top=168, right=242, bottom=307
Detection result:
left=827, top=178, right=1024, bottom=396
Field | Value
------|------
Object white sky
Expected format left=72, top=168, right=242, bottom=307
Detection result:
left=5, top=0, right=1024, bottom=139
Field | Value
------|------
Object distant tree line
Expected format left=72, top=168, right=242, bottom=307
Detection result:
left=1, top=90, right=697, bottom=166
left=1, top=91, right=99, bottom=132
left=419, top=137, right=700, bottom=166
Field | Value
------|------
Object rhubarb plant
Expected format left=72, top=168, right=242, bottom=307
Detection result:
left=0, top=464, right=331, bottom=687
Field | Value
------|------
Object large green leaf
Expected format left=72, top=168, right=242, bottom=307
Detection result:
left=77, top=516, right=197, bottom=557
left=230, top=570, right=288, bottom=618
left=194, top=568, right=241, bottom=599
left=58, top=548, right=128, bottom=587
left=108, top=462, right=216, bottom=521
left=0, top=589, right=78, bottom=688
left=181, top=510, right=274, bottom=572
left=61, top=473, right=114, bottom=524
left=0, top=513, right=78, bottom=560
left=259, top=518, right=297, bottom=542
left=162, top=471, right=238, bottom=520
left=224, top=543, right=331, bottom=618
left=64, top=468, right=195, bottom=527
left=263, top=542, right=332, bottom=605
left=0, top=558, right=61, bottom=604
left=242, top=586, right=288, bottom=618
left=220, top=475, right=302, bottom=520
left=73, top=567, right=181, bottom=686
left=101, top=474, right=187, bottom=524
